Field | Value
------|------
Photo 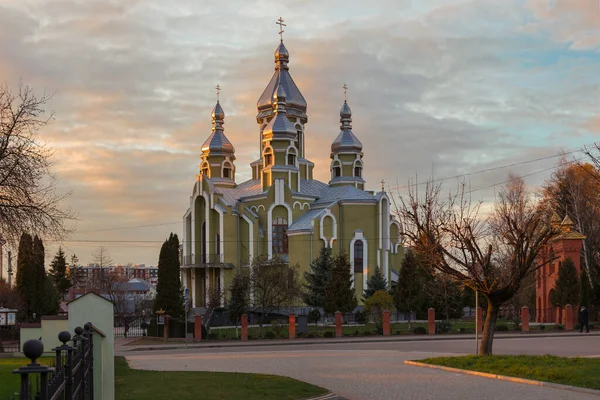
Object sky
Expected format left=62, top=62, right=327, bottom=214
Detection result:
left=0, top=0, right=598, bottom=270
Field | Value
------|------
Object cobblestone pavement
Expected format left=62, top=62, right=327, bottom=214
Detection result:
left=126, top=335, right=600, bottom=400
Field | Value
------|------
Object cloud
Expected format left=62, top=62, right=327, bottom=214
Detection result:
left=0, top=0, right=597, bottom=267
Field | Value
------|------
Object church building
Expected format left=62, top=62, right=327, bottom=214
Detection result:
left=180, top=28, right=403, bottom=309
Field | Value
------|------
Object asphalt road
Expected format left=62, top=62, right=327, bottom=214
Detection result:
left=124, top=334, right=600, bottom=400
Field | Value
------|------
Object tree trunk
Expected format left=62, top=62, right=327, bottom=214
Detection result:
left=258, top=313, right=264, bottom=338
left=407, top=311, right=412, bottom=332
left=480, top=300, right=500, bottom=355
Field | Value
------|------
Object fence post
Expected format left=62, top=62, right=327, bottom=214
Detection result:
left=477, top=307, right=483, bottom=333
left=565, top=304, right=574, bottom=331
left=194, top=315, right=203, bottom=341
left=428, top=308, right=435, bottom=335
left=521, top=306, right=529, bottom=332
left=13, top=339, right=55, bottom=400
left=335, top=311, right=343, bottom=338
left=54, top=331, right=75, bottom=400
left=241, top=314, right=248, bottom=341
left=84, top=322, right=94, bottom=399
left=382, top=310, right=390, bottom=336
left=289, top=313, right=296, bottom=339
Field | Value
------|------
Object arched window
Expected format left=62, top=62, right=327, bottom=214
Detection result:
left=287, top=148, right=297, bottom=166
left=353, top=241, right=364, bottom=273
left=354, top=162, right=362, bottom=178
left=201, top=162, right=210, bottom=177
left=296, top=126, right=303, bottom=157
left=264, top=148, right=273, bottom=166
left=222, top=162, right=232, bottom=179
left=272, top=217, right=288, bottom=255
left=332, top=161, right=341, bottom=178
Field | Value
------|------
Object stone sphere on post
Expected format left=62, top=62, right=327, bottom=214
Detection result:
left=23, top=339, right=44, bottom=365
left=84, top=322, right=93, bottom=332
left=58, top=331, right=72, bottom=345
left=74, top=326, right=84, bottom=336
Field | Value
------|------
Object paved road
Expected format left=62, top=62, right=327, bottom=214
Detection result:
left=125, top=335, right=600, bottom=400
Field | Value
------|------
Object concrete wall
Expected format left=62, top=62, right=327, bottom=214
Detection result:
left=68, top=292, right=114, bottom=400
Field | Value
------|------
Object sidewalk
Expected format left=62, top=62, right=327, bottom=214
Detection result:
left=116, top=330, right=600, bottom=353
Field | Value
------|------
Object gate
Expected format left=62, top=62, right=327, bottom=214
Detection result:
left=10, top=323, right=95, bottom=400
left=113, top=315, right=148, bottom=337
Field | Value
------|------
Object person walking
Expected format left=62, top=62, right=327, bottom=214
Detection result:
left=579, top=306, right=589, bottom=333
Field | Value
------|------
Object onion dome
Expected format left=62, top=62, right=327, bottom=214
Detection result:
left=257, top=41, right=307, bottom=121
left=331, top=100, right=362, bottom=153
left=261, top=79, right=297, bottom=139
left=201, top=101, right=235, bottom=156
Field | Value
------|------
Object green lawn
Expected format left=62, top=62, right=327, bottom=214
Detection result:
left=419, top=355, right=600, bottom=390
left=115, top=356, right=327, bottom=400
left=1, top=356, right=327, bottom=400
left=0, top=356, right=55, bottom=398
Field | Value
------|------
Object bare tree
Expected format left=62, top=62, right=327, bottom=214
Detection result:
left=0, top=83, right=73, bottom=241
left=92, top=246, right=113, bottom=268
left=104, top=269, right=152, bottom=337
left=397, top=176, right=557, bottom=354
left=250, top=256, right=302, bottom=338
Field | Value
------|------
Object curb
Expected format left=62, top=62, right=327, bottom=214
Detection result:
left=121, top=331, right=600, bottom=352
left=303, top=393, right=343, bottom=400
left=404, top=360, right=600, bottom=397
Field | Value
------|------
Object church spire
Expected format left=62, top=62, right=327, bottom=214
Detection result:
left=200, top=86, right=236, bottom=187
left=330, top=84, right=365, bottom=190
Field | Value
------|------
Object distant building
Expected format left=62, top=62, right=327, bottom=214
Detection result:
left=535, top=213, right=586, bottom=323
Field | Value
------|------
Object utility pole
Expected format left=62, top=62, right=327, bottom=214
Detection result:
left=7, top=251, right=13, bottom=287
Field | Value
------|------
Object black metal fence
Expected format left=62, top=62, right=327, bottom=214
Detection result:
left=9, top=323, right=95, bottom=400
left=113, top=315, right=149, bottom=338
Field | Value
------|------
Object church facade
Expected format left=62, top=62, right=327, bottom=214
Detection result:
left=180, top=36, right=403, bottom=309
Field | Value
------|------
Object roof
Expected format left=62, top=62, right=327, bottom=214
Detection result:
left=214, top=179, right=263, bottom=206
left=287, top=209, right=326, bottom=233
left=296, top=179, right=329, bottom=197
left=331, top=129, right=363, bottom=152
left=68, top=291, right=113, bottom=305
left=112, top=278, right=154, bottom=292
left=313, top=185, right=378, bottom=205
left=201, top=131, right=234, bottom=155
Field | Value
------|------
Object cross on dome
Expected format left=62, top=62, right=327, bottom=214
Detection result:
left=276, top=17, right=286, bottom=42
left=215, top=84, right=221, bottom=101
left=343, top=83, right=348, bottom=101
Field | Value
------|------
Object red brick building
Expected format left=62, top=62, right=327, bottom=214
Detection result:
left=535, top=213, right=585, bottom=323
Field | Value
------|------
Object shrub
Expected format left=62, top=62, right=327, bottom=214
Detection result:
left=554, top=324, right=565, bottom=331
left=495, top=324, right=509, bottom=331
left=354, top=310, right=367, bottom=324
left=362, top=330, right=372, bottom=336
left=539, top=325, right=546, bottom=331
left=208, top=332, right=219, bottom=340
left=459, top=327, right=465, bottom=333
left=307, top=333, right=316, bottom=338
left=323, top=331, right=335, bottom=338
left=271, top=319, right=287, bottom=338
left=353, top=330, right=360, bottom=336
left=395, top=330, right=401, bottom=335
left=264, top=331, right=276, bottom=339
left=413, top=326, right=427, bottom=335
left=435, top=321, right=452, bottom=334
left=514, top=325, right=522, bottom=331
left=308, top=309, right=321, bottom=324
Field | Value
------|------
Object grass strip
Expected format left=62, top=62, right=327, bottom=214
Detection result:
left=419, top=355, right=600, bottom=390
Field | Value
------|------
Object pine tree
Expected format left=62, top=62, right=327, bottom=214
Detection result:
left=553, top=257, right=580, bottom=308
left=363, top=266, right=388, bottom=301
left=394, top=250, right=424, bottom=330
left=16, top=233, right=35, bottom=321
left=42, top=276, right=60, bottom=315
left=49, top=247, right=70, bottom=298
left=31, top=235, right=47, bottom=320
left=229, top=269, right=250, bottom=327
left=154, top=233, right=183, bottom=318
left=302, top=247, right=333, bottom=307
left=324, top=253, right=357, bottom=315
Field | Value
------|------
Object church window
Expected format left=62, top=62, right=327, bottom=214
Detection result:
left=353, top=241, right=364, bottom=273
left=287, top=148, right=297, bottom=166
left=272, top=217, right=288, bottom=255
left=201, top=162, right=210, bottom=177
left=354, top=165, right=362, bottom=178
left=334, top=167, right=341, bottom=177
left=264, top=147, right=273, bottom=166
left=201, top=221, right=207, bottom=263
left=223, top=167, right=231, bottom=178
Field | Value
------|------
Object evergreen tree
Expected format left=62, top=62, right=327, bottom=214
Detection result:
left=42, top=276, right=60, bottom=315
left=553, top=257, right=580, bottom=308
left=154, top=233, right=183, bottom=318
left=394, top=250, right=424, bottom=330
left=581, top=269, right=592, bottom=308
left=49, top=247, right=70, bottom=298
left=229, top=269, right=250, bottom=327
left=15, top=233, right=35, bottom=320
left=363, top=266, right=388, bottom=301
left=302, top=247, right=333, bottom=307
left=324, top=253, right=357, bottom=314
left=31, top=235, right=47, bottom=320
